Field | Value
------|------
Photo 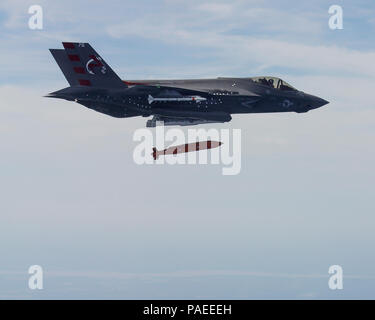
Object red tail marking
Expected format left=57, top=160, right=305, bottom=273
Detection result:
left=73, top=67, right=85, bottom=74
left=68, top=54, right=80, bottom=62
left=78, top=79, right=91, bottom=86
left=63, top=42, right=75, bottom=49
left=123, top=81, right=148, bottom=86
left=88, top=55, right=103, bottom=68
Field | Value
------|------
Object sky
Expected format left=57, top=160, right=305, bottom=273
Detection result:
left=0, top=0, right=375, bottom=299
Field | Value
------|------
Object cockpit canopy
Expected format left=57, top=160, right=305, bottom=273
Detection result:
left=250, top=77, right=296, bottom=91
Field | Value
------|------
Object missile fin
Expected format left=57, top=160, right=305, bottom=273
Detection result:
left=152, top=147, right=158, bottom=160
left=148, top=95, right=154, bottom=104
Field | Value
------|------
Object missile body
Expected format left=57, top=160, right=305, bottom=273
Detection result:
left=148, top=94, right=206, bottom=104
left=152, top=140, right=222, bottom=160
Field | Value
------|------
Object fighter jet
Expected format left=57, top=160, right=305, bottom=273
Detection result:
left=47, top=42, right=329, bottom=127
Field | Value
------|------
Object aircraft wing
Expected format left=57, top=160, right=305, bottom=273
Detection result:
left=124, top=84, right=210, bottom=98
left=127, top=84, right=234, bottom=124
left=151, top=108, right=231, bottom=122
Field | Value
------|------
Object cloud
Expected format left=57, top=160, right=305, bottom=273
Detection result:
left=107, top=20, right=375, bottom=79
left=2, top=268, right=375, bottom=280
left=1, top=1, right=375, bottom=83
left=1, top=0, right=375, bottom=300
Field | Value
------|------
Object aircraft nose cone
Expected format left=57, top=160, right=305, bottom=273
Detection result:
left=316, top=97, right=329, bottom=107
left=306, top=95, right=329, bottom=110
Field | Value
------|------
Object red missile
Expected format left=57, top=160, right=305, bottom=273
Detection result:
left=152, top=140, right=223, bottom=160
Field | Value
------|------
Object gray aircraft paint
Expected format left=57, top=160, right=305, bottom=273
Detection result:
left=46, top=42, right=329, bottom=126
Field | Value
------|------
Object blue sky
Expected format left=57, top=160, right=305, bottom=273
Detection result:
left=0, top=0, right=375, bottom=299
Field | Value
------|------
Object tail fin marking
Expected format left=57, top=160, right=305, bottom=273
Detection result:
left=50, top=42, right=126, bottom=89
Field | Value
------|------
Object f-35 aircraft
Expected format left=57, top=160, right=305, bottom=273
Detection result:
left=47, top=42, right=329, bottom=127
